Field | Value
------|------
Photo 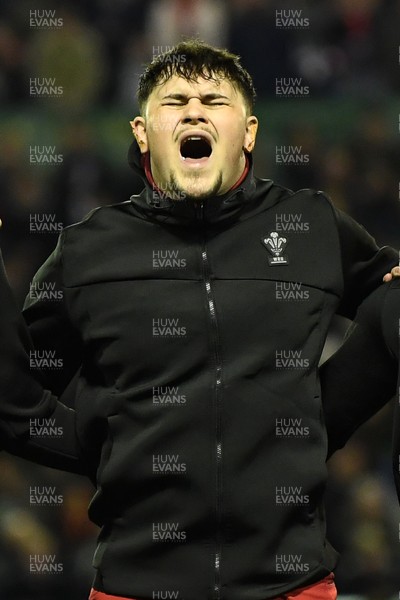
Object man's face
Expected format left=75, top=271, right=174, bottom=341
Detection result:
left=132, top=75, right=258, bottom=200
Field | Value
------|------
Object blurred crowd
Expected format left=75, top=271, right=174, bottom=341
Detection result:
left=0, top=0, right=399, bottom=598
left=0, top=0, right=399, bottom=106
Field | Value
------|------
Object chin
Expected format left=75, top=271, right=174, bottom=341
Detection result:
left=176, top=173, right=223, bottom=201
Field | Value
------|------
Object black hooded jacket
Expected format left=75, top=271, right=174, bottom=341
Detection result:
left=3, top=143, right=398, bottom=599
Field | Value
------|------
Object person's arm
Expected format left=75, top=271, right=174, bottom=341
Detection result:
left=22, top=233, right=83, bottom=396
left=0, top=248, right=85, bottom=474
left=333, top=206, right=398, bottom=319
left=317, top=205, right=398, bottom=459
left=321, top=280, right=399, bottom=459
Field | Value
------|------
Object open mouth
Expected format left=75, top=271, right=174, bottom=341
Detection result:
left=180, top=136, right=212, bottom=161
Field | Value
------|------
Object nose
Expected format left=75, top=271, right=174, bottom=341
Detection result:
left=181, top=98, right=208, bottom=124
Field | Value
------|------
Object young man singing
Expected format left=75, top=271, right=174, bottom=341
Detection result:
left=1, top=41, right=399, bottom=600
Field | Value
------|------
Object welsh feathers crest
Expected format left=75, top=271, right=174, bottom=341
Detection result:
left=261, top=232, right=289, bottom=266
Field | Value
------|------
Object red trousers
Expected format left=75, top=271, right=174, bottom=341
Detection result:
left=89, top=573, right=337, bottom=600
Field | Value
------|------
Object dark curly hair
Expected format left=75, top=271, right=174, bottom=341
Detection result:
left=137, top=39, right=256, bottom=115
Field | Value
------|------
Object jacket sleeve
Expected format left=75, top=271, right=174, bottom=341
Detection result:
left=333, top=207, right=398, bottom=319
left=321, top=281, right=398, bottom=459
left=0, top=248, right=86, bottom=474
left=22, top=232, right=83, bottom=397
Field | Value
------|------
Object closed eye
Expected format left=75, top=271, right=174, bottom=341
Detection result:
left=163, top=101, right=226, bottom=107
left=161, top=94, right=231, bottom=107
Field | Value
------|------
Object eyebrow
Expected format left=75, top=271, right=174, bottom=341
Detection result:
left=161, top=93, right=231, bottom=102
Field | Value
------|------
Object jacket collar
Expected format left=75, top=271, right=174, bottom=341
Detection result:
left=127, top=140, right=258, bottom=225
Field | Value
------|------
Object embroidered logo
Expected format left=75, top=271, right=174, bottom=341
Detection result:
left=261, top=232, right=289, bottom=266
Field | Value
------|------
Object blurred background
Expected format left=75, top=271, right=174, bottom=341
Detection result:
left=0, top=0, right=399, bottom=598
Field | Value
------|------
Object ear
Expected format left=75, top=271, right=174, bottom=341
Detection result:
left=130, top=117, right=149, bottom=153
left=243, top=116, right=258, bottom=153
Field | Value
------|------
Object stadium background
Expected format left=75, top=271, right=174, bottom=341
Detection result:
left=0, top=0, right=399, bottom=598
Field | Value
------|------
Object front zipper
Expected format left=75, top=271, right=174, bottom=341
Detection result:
left=197, top=201, right=223, bottom=600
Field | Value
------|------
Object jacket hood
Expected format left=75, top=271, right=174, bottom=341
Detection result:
left=127, top=139, right=148, bottom=182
